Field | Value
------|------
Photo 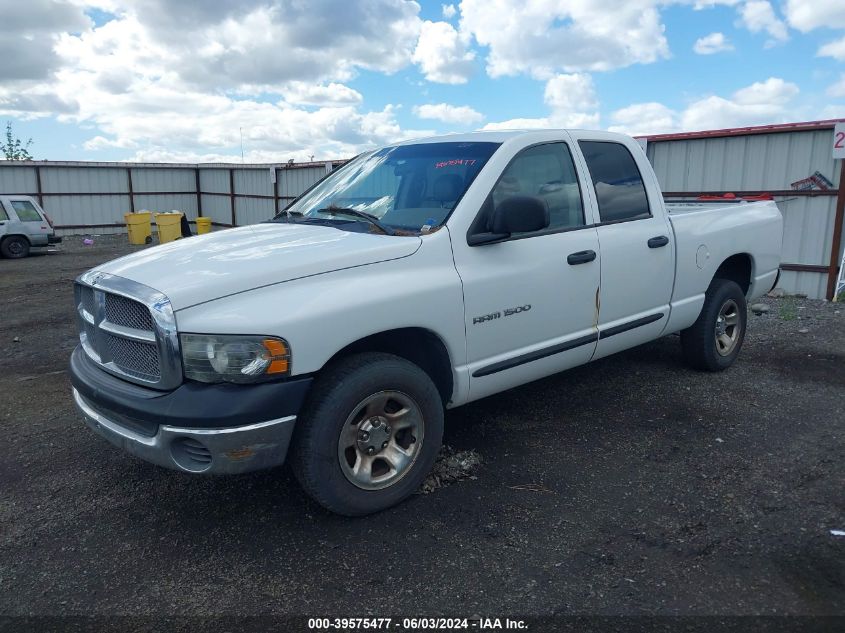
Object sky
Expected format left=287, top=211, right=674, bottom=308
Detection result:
left=1, top=0, right=845, bottom=163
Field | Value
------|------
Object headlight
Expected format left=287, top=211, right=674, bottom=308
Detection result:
left=180, top=334, right=290, bottom=384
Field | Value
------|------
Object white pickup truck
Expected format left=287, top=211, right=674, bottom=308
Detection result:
left=70, top=130, right=783, bottom=515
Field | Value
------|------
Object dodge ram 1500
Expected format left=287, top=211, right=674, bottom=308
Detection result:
left=70, top=130, right=783, bottom=515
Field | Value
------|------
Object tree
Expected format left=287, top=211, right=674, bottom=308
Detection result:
left=2, top=121, right=34, bottom=161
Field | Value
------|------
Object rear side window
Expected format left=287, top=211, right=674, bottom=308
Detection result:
left=579, top=141, right=650, bottom=223
left=490, top=142, right=585, bottom=234
left=11, top=200, right=42, bottom=222
left=0, top=203, right=8, bottom=222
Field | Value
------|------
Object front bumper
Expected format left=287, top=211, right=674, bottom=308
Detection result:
left=69, top=345, right=312, bottom=474
left=74, top=388, right=296, bottom=474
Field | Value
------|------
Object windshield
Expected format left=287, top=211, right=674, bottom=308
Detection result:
left=277, top=141, right=500, bottom=234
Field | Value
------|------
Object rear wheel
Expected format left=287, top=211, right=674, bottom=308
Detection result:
left=681, top=278, right=747, bottom=371
left=1, top=236, right=30, bottom=259
left=290, top=352, right=444, bottom=516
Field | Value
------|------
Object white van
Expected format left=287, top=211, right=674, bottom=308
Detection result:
left=0, top=195, right=61, bottom=258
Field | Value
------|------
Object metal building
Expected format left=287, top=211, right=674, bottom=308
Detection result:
left=0, top=160, right=340, bottom=235
left=642, top=120, right=845, bottom=300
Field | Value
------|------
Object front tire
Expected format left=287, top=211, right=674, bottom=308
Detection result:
left=290, top=352, right=444, bottom=516
left=1, top=236, right=30, bottom=259
left=681, top=278, right=747, bottom=371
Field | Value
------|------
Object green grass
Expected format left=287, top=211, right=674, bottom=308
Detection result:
left=779, top=296, right=798, bottom=321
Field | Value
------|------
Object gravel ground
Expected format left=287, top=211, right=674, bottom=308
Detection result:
left=0, top=235, right=843, bottom=622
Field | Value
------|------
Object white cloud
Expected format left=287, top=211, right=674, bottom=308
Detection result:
left=732, top=77, right=799, bottom=104
left=0, top=90, right=78, bottom=120
left=818, top=35, right=845, bottom=60
left=819, top=104, right=845, bottom=119
left=282, top=82, right=363, bottom=107
left=0, top=0, right=90, bottom=82
left=442, top=3, right=456, bottom=19
left=691, top=0, right=741, bottom=8
left=694, top=32, right=734, bottom=54
left=827, top=74, right=845, bottom=98
left=413, top=103, right=484, bottom=125
left=784, top=0, right=845, bottom=32
left=608, top=77, right=801, bottom=136
left=412, top=20, right=475, bottom=84
left=608, top=103, right=679, bottom=136
left=543, top=73, right=600, bottom=127
left=0, top=3, right=437, bottom=161
left=61, top=0, right=424, bottom=94
left=738, top=1, right=788, bottom=45
left=459, top=0, right=669, bottom=79
left=483, top=73, right=599, bottom=130
left=682, top=78, right=799, bottom=129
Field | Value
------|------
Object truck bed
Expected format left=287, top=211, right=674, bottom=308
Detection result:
left=665, top=198, right=782, bottom=308
left=665, top=200, right=758, bottom=216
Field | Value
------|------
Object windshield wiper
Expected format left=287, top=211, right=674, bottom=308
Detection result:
left=317, top=207, right=396, bottom=236
left=270, top=210, right=304, bottom=223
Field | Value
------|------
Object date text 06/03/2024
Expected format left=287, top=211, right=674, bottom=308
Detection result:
left=307, top=617, right=528, bottom=630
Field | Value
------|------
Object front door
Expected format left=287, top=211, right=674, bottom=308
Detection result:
left=454, top=141, right=602, bottom=402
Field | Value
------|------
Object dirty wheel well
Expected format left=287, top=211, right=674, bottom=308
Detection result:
left=328, top=328, right=453, bottom=405
left=714, top=253, right=752, bottom=295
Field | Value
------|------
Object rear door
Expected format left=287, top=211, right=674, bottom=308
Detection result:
left=572, top=136, right=674, bottom=360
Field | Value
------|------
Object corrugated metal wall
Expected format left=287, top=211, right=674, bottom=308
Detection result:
left=3, top=135, right=840, bottom=298
left=0, top=161, right=336, bottom=237
left=646, top=128, right=842, bottom=299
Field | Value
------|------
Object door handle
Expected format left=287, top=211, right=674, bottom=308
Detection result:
left=648, top=235, right=669, bottom=248
left=567, top=250, right=596, bottom=265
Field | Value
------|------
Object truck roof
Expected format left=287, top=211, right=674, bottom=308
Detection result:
left=390, top=129, right=635, bottom=147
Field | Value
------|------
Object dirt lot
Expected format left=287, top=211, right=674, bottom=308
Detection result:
left=1, top=236, right=843, bottom=622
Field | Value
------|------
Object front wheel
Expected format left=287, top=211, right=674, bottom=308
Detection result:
left=290, top=352, right=444, bottom=516
left=680, top=278, right=747, bottom=371
left=1, top=236, right=30, bottom=259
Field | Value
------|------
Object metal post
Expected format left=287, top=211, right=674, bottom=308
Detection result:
left=195, top=167, right=203, bottom=217
left=229, top=168, right=236, bottom=226
left=826, top=160, right=845, bottom=300
left=127, top=167, right=135, bottom=213
left=35, top=165, right=44, bottom=207
left=273, top=167, right=280, bottom=214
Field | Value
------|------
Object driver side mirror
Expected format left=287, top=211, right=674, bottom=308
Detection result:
left=468, top=195, right=550, bottom=246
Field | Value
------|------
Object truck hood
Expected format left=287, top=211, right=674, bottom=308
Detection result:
left=98, top=222, right=422, bottom=310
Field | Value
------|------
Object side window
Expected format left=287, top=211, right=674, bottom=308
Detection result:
left=10, top=200, right=42, bottom=222
left=579, top=141, right=650, bottom=223
left=491, top=143, right=585, bottom=234
left=0, top=202, right=8, bottom=222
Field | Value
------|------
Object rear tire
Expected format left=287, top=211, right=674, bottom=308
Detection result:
left=1, top=236, right=30, bottom=259
left=290, top=352, right=444, bottom=516
left=681, top=278, right=747, bottom=371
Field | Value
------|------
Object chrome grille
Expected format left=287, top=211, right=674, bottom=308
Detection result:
left=80, top=285, right=96, bottom=319
left=105, top=294, right=154, bottom=331
left=104, top=334, right=161, bottom=380
left=75, top=273, right=181, bottom=390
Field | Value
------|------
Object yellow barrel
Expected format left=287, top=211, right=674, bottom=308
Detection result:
left=124, top=211, right=152, bottom=245
left=195, top=216, right=212, bottom=235
left=155, top=212, right=184, bottom=243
